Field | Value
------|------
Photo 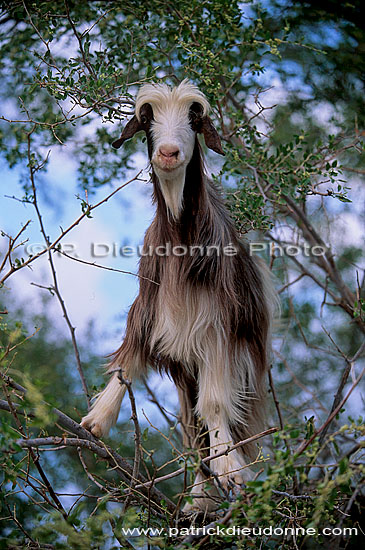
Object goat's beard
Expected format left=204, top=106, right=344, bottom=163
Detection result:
left=153, top=165, right=186, bottom=220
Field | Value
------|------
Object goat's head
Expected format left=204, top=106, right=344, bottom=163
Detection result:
left=112, top=80, right=224, bottom=218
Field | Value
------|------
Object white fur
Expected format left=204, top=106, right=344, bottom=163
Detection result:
left=182, top=471, right=221, bottom=513
left=135, top=80, right=210, bottom=121
left=150, top=280, right=257, bottom=425
left=155, top=169, right=186, bottom=220
left=80, top=372, right=126, bottom=437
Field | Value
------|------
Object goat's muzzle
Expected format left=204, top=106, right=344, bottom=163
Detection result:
left=159, top=145, right=179, bottom=158
left=154, top=145, right=182, bottom=172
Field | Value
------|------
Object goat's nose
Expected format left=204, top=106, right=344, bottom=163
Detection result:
left=159, top=145, right=179, bottom=158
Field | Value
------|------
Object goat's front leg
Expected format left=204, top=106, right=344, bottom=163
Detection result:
left=81, top=297, right=147, bottom=438
left=80, top=370, right=127, bottom=438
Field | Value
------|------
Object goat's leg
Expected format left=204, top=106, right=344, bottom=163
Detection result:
left=183, top=403, right=250, bottom=512
left=196, top=363, right=253, bottom=491
left=183, top=471, right=221, bottom=513
left=177, top=384, right=221, bottom=512
left=206, top=413, right=252, bottom=489
left=81, top=354, right=144, bottom=438
left=81, top=296, right=147, bottom=438
left=80, top=370, right=127, bottom=438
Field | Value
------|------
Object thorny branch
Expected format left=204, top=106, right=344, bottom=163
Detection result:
left=0, top=372, right=176, bottom=515
left=25, top=129, right=90, bottom=407
left=132, top=427, right=278, bottom=490
left=296, top=363, right=365, bottom=456
left=1, top=378, right=70, bottom=524
left=118, top=374, right=142, bottom=512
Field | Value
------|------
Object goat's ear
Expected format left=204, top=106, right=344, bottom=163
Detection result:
left=200, top=117, right=225, bottom=155
left=112, top=115, right=142, bottom=149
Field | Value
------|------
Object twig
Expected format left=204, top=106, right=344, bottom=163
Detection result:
left=318, top=338, right=364, bottom=446
left=133, top=427, right=278, bottom=490
left=5, top=502, right=36, bottom=545
left=0, top=399, right=34, bottom=417
left=59, top=250, right=159, bottom=286
left=142, top=376, right=182, bottom=441
left=177, top=508, right=234, bottom=548
left=268, top=367, right=284, bottom=430
left=0, top=220, right=31, bottom=273
left=275, top=350, right=328, bottom=414
left=25, top=131, right=90, bottom=408
left=0, top=171, right=144, bottom=286
left=295, top=367, right=365, bottom=455
left=109, top=517, right=136, bottom=549
left=283, top=195, right=361, bottom=331
left=77, top=447, right=108, bottom=493
left=118, top=374, right=142, bottom=512
left=271, top=489, right=313, bottom=500
left=278, top=273, right=305, bottom=294
left=65, top=0, right=96, bottom=78
left=10, top=435, right=176, bottom=513
left=0, top=371, right=176, bottom=513
left=1, top=380, right=70, bottom=523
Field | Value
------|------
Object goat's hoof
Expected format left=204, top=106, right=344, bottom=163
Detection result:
left=182, top=500, right=199, bottom=514
left=80, top=418, right=102, bottom=438
left=182, top=497, right=218, bottom=514
left=220, top=471, right=245, bottom=492
left=210, top=453, right=248, bottom=492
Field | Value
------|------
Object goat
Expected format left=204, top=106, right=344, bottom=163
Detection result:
left=81, top=80, right=275, bottom=511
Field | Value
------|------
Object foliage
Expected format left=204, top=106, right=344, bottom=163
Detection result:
left=0, top=1, right=364, bottom=548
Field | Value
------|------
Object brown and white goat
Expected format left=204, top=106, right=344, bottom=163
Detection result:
left=81, top=80, right=275, bottom=510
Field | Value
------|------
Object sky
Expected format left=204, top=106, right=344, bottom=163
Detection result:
left=0, top=150, right=149, bottom=342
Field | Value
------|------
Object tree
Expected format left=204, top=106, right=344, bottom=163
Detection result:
left=0, top=1, right=364, bottom=548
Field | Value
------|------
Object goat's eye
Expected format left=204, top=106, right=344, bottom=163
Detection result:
left=141, top=115, right=148, bottom=124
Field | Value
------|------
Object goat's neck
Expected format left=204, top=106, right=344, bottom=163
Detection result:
left=153, top=170, right=210, bottom=243
left=155, top=169, right=186, bottom=222
left=152, top=139, right=232, bottom=247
